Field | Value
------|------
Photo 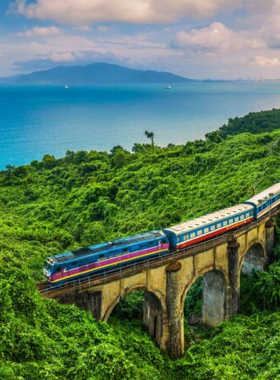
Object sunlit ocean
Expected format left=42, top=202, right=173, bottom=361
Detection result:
left=1, top=81, right=280, bottom=168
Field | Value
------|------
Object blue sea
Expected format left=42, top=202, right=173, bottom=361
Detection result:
left=1, top=82, right=280, bottom=169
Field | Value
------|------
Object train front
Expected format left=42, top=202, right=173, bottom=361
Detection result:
left=43, top=258, right=54, bottom=281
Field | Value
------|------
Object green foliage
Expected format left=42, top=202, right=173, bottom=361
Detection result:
left=184, top=277, right=203, bottom=320
left=239, top=273, right=261, bottom=315
left=214, top=108, right=280, bottom=139
left=111, top=291, right=144, bottom=320
left=240, top=221, right=280, bottom=313
left=254, top=263, right=280, bottom=310
left=2, top=108, right=280, bottom=378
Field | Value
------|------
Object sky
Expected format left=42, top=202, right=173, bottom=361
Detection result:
left=1, top=0, right=280, bottom=79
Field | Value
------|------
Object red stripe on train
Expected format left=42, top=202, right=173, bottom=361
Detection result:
left=177, top=217, right=254, bottom=250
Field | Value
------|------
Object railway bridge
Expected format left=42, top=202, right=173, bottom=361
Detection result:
left=39, top=213, right=276, bottom=358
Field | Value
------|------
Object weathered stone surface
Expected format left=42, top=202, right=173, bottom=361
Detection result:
left=228, top=239, right=240, bottom=315
left=55, top=291, right=102, bottom=320
left=203, top=270, right=226, bottom=326
left=265, top=221, right=275, bottom=263
left=195, top=249, right=214, bottom=273
left=143, top=291, right=163, bottom=343
left=166, top=262, right=184, bottom=358
left=166, top=262, right=182, bottom=272
left=242, top=243, right=265, bottom=275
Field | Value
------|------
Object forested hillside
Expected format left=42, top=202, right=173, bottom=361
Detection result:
left=2, top=109, right=280, bottom=378
left=207, top=107, right=280, bottom=139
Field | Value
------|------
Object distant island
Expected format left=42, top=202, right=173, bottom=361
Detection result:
left=0, top=62, right=196, bottom=85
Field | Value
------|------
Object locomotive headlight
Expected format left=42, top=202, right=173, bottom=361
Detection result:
left=43, top=268, right=51, bottom=277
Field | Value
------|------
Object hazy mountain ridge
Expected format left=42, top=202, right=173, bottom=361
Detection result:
left=0, top=63, right=195, bottom=85
left=0, top=74, right=24, bottom=84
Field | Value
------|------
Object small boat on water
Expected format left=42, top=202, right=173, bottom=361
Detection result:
left=164, top=85, right=172, bottom=89
left=62, top=85, right=69, bottom=89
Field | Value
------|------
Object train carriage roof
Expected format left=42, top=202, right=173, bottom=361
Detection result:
left=164, top=203, right=254, bottom=236
left=52, top=231, right=165, bottom=263
left=245, top=182, right=280, bottom=206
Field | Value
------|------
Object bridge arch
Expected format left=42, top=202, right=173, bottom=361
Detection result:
left=104, top=285, right=165, bottom=321
left=104, top=284, right=166, bottom=344
left=240, top=242, right=266, bottom=276
left=182, top=267, right=229, bottom=327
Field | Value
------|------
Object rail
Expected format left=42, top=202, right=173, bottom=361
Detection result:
left=38, top=208, right=280, bottom=298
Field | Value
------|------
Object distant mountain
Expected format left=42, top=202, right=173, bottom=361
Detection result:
left=0, top=74, right=24, bottom=84
left=0, top=63, right=195, bottom=85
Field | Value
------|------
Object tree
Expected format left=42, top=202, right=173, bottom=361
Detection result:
left=5, top=165, right=15, bottom=178
left=42, top=154, right=56, bottom=169
left=145, top=130, right=155, bottom=153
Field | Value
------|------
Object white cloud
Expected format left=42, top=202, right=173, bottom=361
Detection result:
left=252, top=55, right=280, bottom=67
left=73, top=26, right=91, bottom=32
left=14, top=49, right=133, bottom=71
left=14, top=0, right=241, bottom=25
left=171, top=23, right=264, bottom=53
left=97, top=26, right=111, bottom=33
left=19, top=26, right=60, bottom=37
left=244, top=0, right=278, bottom=15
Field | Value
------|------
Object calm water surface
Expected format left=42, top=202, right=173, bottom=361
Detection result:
left=1, top=82, right=280, bottom=168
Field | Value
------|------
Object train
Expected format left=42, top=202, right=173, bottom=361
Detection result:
left=43, top=183, right=280, bottom=286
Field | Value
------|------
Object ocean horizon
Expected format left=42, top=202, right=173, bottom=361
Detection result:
left=1, top=81, right=280, bottom=169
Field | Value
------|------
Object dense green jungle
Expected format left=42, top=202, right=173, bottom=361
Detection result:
left=2, top=108, right=280, bottom=379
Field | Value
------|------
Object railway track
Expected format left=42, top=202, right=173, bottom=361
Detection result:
left=37, top=209, right=279, bottom=298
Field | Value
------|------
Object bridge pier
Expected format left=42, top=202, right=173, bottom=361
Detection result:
left=203, top=270, right=227, bottom=326
left=55, top=291, right=102, bottom=320
left=166, top=262, right=184, bottom=359
left=265, top=220, right=275, bottom=264
left=143, top=291, right=164, bottom=345
left=228, top=239, right=240, bottom=315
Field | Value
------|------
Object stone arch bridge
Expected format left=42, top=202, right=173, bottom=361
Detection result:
left=39, top=214, right=276, bottom=358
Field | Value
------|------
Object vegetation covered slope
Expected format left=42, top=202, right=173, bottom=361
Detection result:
left=206, top=107, right=280, bottom=139
left=2, top=109, right=280, bottom=378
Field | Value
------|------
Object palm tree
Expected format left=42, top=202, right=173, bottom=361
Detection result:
left=145, top=130, right=155, bottom=153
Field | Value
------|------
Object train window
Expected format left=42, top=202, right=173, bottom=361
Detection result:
left=55, top=266, right=62, bottom=273
left=223, top=221, right=227, bottom=226
left=71, top=261, right=78, bottom=267
left=123, top=247, right=129, bottom=254
left=234, top=217, right=239, bottom=222
left=184, top=235, right=188, bottom=241
left=240, top=215, right=244, bottom=220
left=210, top=225, right=215, bottom=231
left=149, top=241, right=154, bottom=246
left=197, top=230, right=202, bottom=236
left=245, top=213, right=250, bottom=217
left=217, top=223, right=222, bottom=228
left=98, top=254, right=105, bottom=261
left=204, top=227, right=209, bottom=233
left=229, top=219, right=233, bottom=223
left=177, top=237, right=180, bottom=243
left=190, top=232, right=196, bottom=238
